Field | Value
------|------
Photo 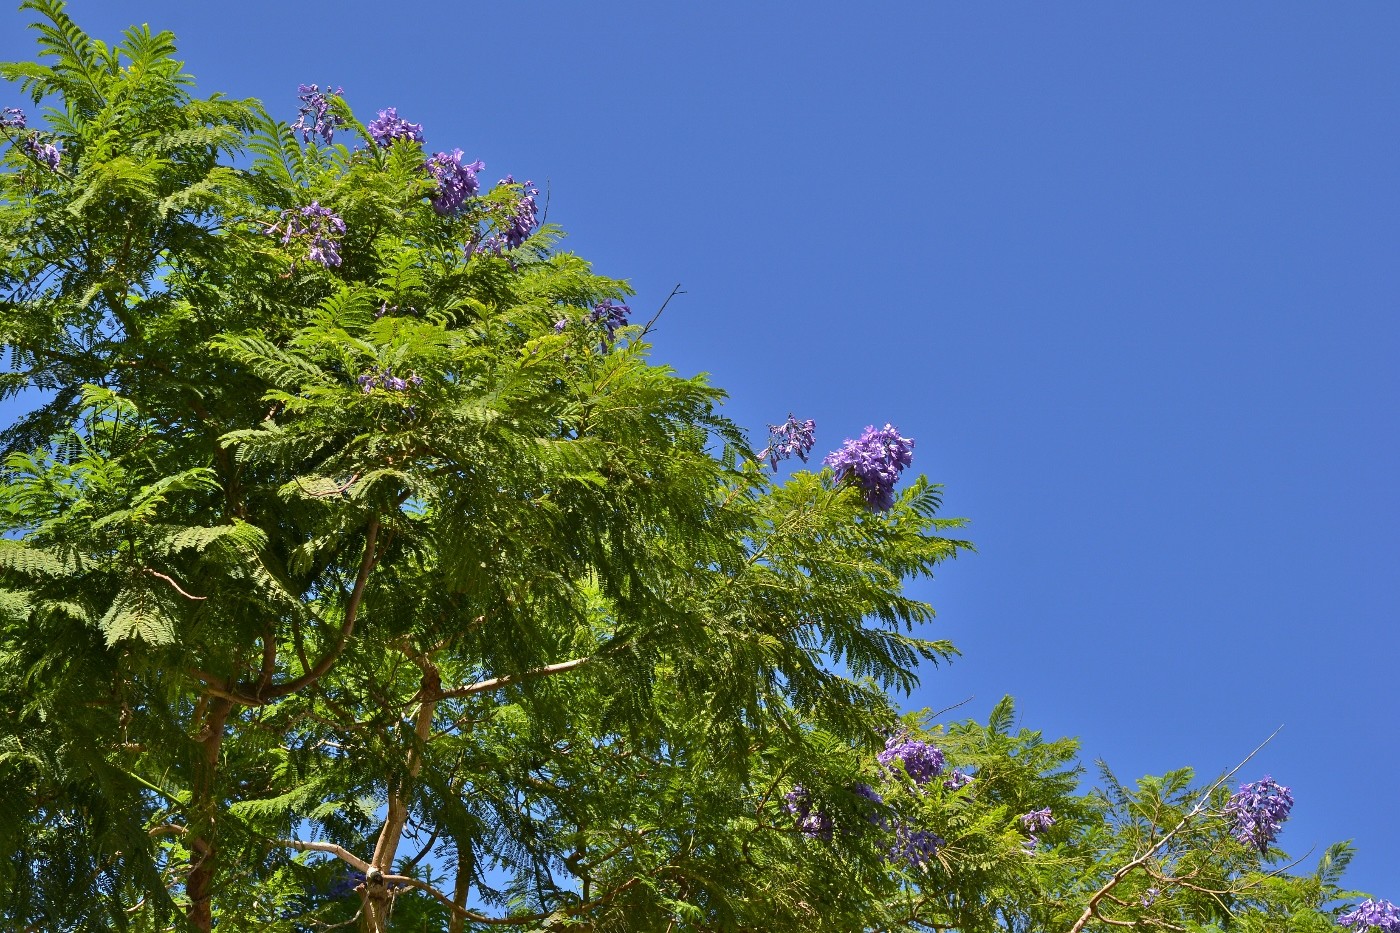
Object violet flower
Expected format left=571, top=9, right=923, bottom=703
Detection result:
left=877, top=733, right=944, bottom=785
left=889, top=825, right=943, bottom=870
left=22, top=134, right=61, bottom=171
left=589, top=299, right=631, bottom=347
left=758, top=414, right=817, bottom=470
left=366, top=107, right=424, bottom=146
left=292, top=84, right=344, bottom=145
left=426, top=149, right=483, bottom=215
left=1224, top=775, right=1293, bottom=855
left=1339, top=899, right=1400, bottom=932
left=271, top=202, right=346, bottom=268
left=783, top=786, right=833, bottom=841
left=1, top=108, right=24, bottom=130
left=1021, top=808, right=1055, bottom=833
left=823, top=423, right=915, bottom=512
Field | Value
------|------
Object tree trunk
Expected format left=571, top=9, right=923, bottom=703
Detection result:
left=186, top=696, right=232, bottom=931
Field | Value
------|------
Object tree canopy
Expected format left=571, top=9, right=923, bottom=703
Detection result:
left=0, top=2, right=1389, bottom=930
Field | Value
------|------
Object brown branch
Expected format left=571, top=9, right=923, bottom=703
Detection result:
left=143, top=567, right=206, bottom=600
left=278, top=839, right=371, bottom=873
left=639, top=283, right=684, bottom=338
left=263, top=517, right=380, bottom=700
left=436, top=654, right=594, bottom=700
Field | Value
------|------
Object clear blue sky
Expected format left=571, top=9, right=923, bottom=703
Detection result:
left=4, top=0, right=1398, bottom=899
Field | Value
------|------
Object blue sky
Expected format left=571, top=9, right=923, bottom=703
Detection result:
left=4, top=0, right=1398, bottom=900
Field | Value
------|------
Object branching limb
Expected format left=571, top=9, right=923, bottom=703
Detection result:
left=436, top=654, right=594, bottom=700
left=1065, top=725, right=1284, bottom=933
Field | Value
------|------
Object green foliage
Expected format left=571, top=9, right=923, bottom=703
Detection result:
left=0, top=4, right=1373, bottom=932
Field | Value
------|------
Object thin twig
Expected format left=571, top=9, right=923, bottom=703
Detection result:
left=639, top=283, right=685, bottom=338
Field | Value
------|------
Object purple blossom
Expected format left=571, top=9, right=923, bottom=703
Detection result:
left=877, top=733, right=944, bottom=785
left=851, top=783, right=883, bottom=805
left=588, top=299, right=631, bottom=347
left=358, top=367, right=422, bottom=393
left=758, top=414, right=817, bottom=470
left=22, top=134, right=61, bottom=171
left=1141, top=887, right=1161, bottom=907
left=783, top=786, right=833, bottom=841
left=366, top=107, right=424, bottom=146
left=498, top=175, right=540, bottom=248
left=1, top=108, right=24, bottom=130
left=823, top=423, right=915, bottom=512
left=292, top=83, right=344, bottom=145
left=942, top=769, right=973, bottom=792
left=1225, top=775, right=1293, bottom=855
left=426, top=149, right=483, bottom=215
left=272, top=202, right=346, bottom=268
left=889, top=825, right=943, bottom=870
left=1340, top=899, right=1400, bottom=932
left=1021, top=808, right=1055, bottom=833
left=553, top=319, right=568, bottom=334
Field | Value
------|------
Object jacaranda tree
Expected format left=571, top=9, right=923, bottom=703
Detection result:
left=0, top=3, right=1390, bottom=931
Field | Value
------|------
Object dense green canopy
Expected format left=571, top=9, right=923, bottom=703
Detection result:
left=0, top=2, right=1377, bottom=930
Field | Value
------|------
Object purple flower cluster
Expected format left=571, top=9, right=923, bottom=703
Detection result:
left=293, top=83, right=344, bottom=145
left=358, top=368, right=422, bottom=393
left=823, top=423, right=915, bottom=512
left=366, top=107, right=424, bottom=146
left=22, top=134, right=61, bottom=171
left=1, top=107, right=24, bottom=130
left=783, top=786, right=833, bottom=841
left=1021, top=808, right=1054, bottom=852
left=942, top=769, right=973, bottom=792
left=1141, top=887, right=1161, bottom=908
left=426, top=149, right=484, bottom=215
left=1225, top=775, right=1293, bottom=855
left=589, top=299, right=631, bottom=346
left=1340, top=899, right=1400, bottom=932
left=759, top=414, right=817, bottom=470
left=1021, top=807, right=1055, bottom=833
left=496, top=175, right=540, bottom=249
left=890, top=825, right=944, bottom=870
left=272, top=202, right=346, bottom=268
left=877, top=733, right=944, bottom=785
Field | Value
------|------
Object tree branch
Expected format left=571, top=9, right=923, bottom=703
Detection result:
left=1064, top=725, right=1284, bottom=933
left=263, top=517, right=380, bottom=700
left=436, top=654, right=594, bottom=700
left=277, top=839, right=371, bottom=874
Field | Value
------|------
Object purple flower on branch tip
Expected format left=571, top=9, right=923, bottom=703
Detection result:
left=366, top=107, right=424, bottom=146
left=889, top=825, right=943, bottom=870
left=293, top=83, right=344, bottom=145
left=271, top=202, right=346, bottom=268
left=942, top=769, right=973, bottom=791
left=784, top=786, right=833, bottom=841
left=758, top=414, right=816, bottom=470
left=588, top=299, right=631, bottom=347
left=1, top=108, right=24, bottom=130
left=22, top=134, right=61, bottom=171
left=1021, top=808, right=1055, bottom=833
left=484, top=174, right=540, bottom=251
left=426, top=149, right=483, bottom=215
left=877, top=733, right=944, bottom=785
left=1225, top=775, right=1293, bottom=855
left=823, top=423, right=915, bottom=512
left=1339, top=898, right=1400, bottom=932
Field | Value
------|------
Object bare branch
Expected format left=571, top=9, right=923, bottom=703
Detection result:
left=143, top=567, right=206, bottom=600
left=639, top=283, right=685, bottom=338
left=277, top=839, right=371, bottom=874
left=437, top=654, right=593, bottom=700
